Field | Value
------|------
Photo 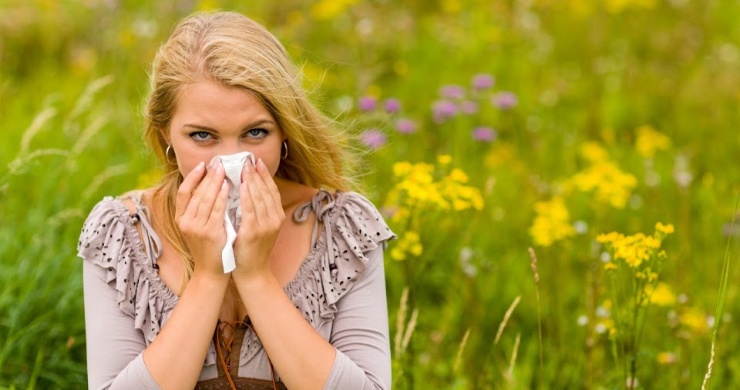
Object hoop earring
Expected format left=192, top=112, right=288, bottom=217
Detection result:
left=165, top=144, right=176, bottom=164
left=281, top=141, right=288, bottom=159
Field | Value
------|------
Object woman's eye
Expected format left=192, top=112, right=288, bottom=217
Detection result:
left=245, top=128, right=268, bottom=138
left=190, top=131, right=212, bottom=141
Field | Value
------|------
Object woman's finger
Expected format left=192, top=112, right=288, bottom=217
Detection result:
left=184, top=160, right=220, bottom=219
left=253, top=158, right=282, bottom=217
left=195, top=160, right=225, bottom=220
left=207, top=179, right=229, bottom=228
left=245, top=162, right=268, bottom=221
left=240, top=158, right=253, bottom=184
left=240, top=181, right=255, bottom=217
left=176, top=161, right=205, bottom=220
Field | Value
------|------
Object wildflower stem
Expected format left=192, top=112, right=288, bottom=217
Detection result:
left=701, top=192, right=739, bottom=390
left=608, top=270, right=629, bottom=385
left=527, top=248, right=544, bottom=390
left=628, top=279, right=641, bottom=389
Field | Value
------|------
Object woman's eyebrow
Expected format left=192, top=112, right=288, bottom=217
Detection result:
left=241, top=119, right=275, bottom=129
left=183, top=119, right=276, bottom=132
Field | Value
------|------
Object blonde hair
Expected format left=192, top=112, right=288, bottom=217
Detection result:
left=145, top=11, right=352, bottom=291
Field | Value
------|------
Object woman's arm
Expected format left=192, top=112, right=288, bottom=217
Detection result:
left=83, top=261, right=159, bottom=390
left=84, top=256, right=228, bottom=390
left=83, top=161, right=231, bottom=389
left=324, top=246, right=391, bottom=389
left=232, top=160, right=390, bottom=390
left=232, top=159, right=336, bottom=389
left=141, top=273, right=229, bottom=389
left=142, top=160, right=232, bottom=389
left=234, top=273, right=338, bottom=389
left=235, top=247, right=391, bottom=390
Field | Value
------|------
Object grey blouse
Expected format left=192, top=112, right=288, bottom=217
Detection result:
left=78, top=190, right=395, bottom=390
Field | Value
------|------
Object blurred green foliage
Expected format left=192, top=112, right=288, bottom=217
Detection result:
left=1, top=0, right=739, bottom=388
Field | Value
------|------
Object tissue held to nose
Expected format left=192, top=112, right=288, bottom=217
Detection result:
left=208, top=151, right=255, bottom=273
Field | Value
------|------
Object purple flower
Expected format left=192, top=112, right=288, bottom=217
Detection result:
left=472, top=126, right=497, bottom=142
left=492, top=92, right=518, bottom=109
left=358, top=96, right=377, bottom=112
left=439, top=84, right=465, bottom=100
left=472, top=73, right=494, bottom=90
left=432, top=100, right=458, bottom=123
left=395, top=118, right=417, bottom=134
left=360, top=129, right=387, bottom=149
left=383, top=98, right=401, bottom=114
left=460, top=100, right=479, bottom=114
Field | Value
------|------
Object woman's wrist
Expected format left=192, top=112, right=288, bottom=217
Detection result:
left=188, top=268, right=231, bottom=289
left=232, top=268, right=275, bottom=293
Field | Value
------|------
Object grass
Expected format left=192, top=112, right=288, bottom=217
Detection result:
left=2, top=0, right=740, bottom=388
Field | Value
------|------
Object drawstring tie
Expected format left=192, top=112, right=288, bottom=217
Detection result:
left=131, top=197, right=163, bottom=269
left=214, top=318, right=279, bottom=390
left=293, top=190, right=339, bottom=276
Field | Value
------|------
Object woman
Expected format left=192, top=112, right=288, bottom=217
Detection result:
left=78, top=11, right=394, bottom=390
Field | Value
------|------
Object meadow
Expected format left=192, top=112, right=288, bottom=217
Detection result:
left=1, top=0, right=739, bottom=388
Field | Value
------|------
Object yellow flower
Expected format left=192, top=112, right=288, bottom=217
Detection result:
left=441, top=0, right=462, bottom=13
left=605, top=0, right=657, bottom=14
left=393, top=162, right=413, bottom=177
left=680, top=307, right=709, bottom=334
left=643, top=236, right=661, bottom=249
left=437, top=155, right=452, bottom=165
left=655, top=222, right=675, bottom=235
left=597, top=232, right=622, bottom=245
left=604, top=262, right=618, bottom=271
left=529, top=197, right=575, bottom=247
left=595, top=318, right=616, bottom=336
left=579, top=141, right=609, bottom=163
left=196, top=0, right=220, bottom=11
left=448, top=169, right=468, bottom=183
left=310, top=0, right=358, bottom=20
left=390, top=247, right=406, bottom=261
left=657, top=352, right=677, bottom=365
left=598, top=224, right=669, bottom=269
left=646, top=282, right=676, bottom=306
left=391, top=231, right=423, bottom=261
left=564, top=142, right=637, bottom=209
left=388, top=160, right=483, bottom=213
left=635, top=125, right=671, bottom=158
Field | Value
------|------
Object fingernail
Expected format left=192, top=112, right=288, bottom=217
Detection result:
left=195, top=161, right=205, bottom=171
left=258, top=158, right=265, bottom=168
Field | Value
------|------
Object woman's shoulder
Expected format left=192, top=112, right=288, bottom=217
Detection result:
left=77, top=188, right=177, bottom=345
left=76, top=189, right=150, bottom=260
left=319, top=189, right=390, bottom=227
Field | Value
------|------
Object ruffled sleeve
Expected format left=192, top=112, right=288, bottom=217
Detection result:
left=286, top=191, right=395, bottom=328
left=77, top=196, right=178, bottom=345
left=319, top=191, right=394, bottom=304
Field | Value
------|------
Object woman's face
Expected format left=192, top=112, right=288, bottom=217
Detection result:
left=167, top=81, right=284, bottom=178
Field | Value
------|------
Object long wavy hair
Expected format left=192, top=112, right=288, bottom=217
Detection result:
left=144, top=11, right=352, bottom=292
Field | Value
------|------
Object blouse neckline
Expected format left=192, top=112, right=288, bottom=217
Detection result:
left=120, top=189, right=346, bottom=301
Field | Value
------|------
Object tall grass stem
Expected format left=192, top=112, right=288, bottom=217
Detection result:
left=701, top=192, right=739, bottom=390
left=528, top=247, right=544, bottom=390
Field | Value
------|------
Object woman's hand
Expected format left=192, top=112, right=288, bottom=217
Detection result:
left=232, top=158, right=285, bottom=281
left=175, top=160, right=230, bottom=280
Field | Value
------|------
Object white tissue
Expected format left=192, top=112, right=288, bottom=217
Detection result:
left=209, top=152, right=255, bottom=273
